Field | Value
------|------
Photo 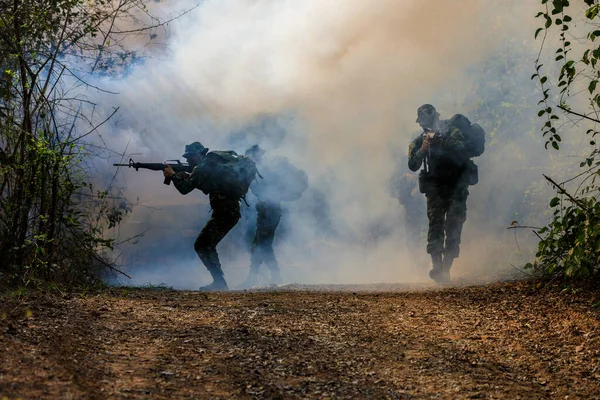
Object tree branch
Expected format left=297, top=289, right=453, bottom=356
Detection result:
left=543, top=174, right=589, bottom=210
left=558, top=105, right=600, bottom=124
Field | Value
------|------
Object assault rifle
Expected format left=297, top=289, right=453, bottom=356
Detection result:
left=113, top=158, right=192, bottom=185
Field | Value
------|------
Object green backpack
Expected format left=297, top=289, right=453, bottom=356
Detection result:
left=447, top=114, right=485, bottom=158
left=195, top=150, right=258, bottom=199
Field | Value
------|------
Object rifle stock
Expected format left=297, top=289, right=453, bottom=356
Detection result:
left=113, top=158, right=192, bottom=185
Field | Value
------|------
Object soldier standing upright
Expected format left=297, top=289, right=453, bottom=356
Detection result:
left=408, top=104, right=484, bottom=282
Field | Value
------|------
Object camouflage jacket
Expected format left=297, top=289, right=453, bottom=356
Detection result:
left=172, top=168, right=241, bottom=216
left=408, top=126, right=468, bottom=183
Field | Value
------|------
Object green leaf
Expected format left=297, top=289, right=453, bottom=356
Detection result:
left=590, top=80, right=598, bottom=93
left=550, top=197, right=560, bottom=207
left=535, top=27, right=544, bottom=39
left=552, top=141, right=560, bottom=150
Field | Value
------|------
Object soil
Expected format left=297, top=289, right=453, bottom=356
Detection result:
left=1, top=280, right=600, bottom=399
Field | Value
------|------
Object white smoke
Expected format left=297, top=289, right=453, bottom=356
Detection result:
left=88, top=0, right=548, bottom=289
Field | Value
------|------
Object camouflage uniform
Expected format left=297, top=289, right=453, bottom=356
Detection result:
left=408, top=111, right=469, bottom=281
left=171, top=142, right=241, bottom=290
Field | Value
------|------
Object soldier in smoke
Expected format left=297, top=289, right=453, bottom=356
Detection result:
left=239, top=145, right=283, bottom=288
left=239, top=144, right=308, bottom=288
left=408, top=104, right=477, bottom=283
left=163, top=142, right=242, bottom=291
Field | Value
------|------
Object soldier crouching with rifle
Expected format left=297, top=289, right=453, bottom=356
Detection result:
left=162, top=142, right=254, bottom=291
left=408, top=104, right=470, bottom=283
left=115, top=142, right=257, bottom=291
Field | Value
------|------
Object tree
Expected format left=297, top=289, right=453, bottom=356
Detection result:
left=0, top=0, right=189, bottom=286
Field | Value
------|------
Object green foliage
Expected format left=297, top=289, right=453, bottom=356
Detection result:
left=531, top=193, right=600, bottom=277
left=0, top=0, right=160, bottom=288
left=529, top=0, right=600, bottom=279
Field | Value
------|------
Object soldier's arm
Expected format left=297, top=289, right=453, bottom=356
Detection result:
left=171, top=167, right=201, bottom=195
left=408, top=136, right=424, bottom=172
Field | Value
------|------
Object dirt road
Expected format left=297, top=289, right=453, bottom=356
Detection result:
left=1, top=281, right=600, bottom=399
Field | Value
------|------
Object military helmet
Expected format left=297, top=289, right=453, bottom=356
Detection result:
left=416, top=104, right=440, bottom=123
left=182, top=141, right=209, bottom=158
left=244, top=144, right=266, bottom=158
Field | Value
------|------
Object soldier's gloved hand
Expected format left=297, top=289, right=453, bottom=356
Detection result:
left=163, top=164, right=175, bottom=178
left=419, top=138, right=430, bottom=154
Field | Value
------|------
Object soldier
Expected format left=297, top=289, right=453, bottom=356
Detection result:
left=239, top=145, right=308, bottom=288
left=408, top=104, right=471, bottom=283
left=238, top=145, right=283, bottom=288
left=163, top=142, right=242, bottom=291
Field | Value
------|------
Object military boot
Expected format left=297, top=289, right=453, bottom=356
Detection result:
left=441, top=254, right=454, bottom=282
left=199, top=265, right=229, bottom=291
left=428, top=253, right=445, bottom=283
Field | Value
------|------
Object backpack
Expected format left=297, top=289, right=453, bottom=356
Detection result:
left=251, top=156, right=308, bottom=202
left=196, top=150, right=258, bottom=198
left=447, top=114, right=485, bottom=158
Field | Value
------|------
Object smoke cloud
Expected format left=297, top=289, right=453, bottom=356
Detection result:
left=88, top=0, right=551, bottom=289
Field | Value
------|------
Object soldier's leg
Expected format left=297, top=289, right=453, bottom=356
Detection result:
left=244, top=230, right=261, bottom=278
left=239, top=222, right=262, bottom=289
left=259, top=204, right=282, bottom=284
left=443, top=186, right=469, bottom=275
left=426, top=191, right=447, bottom=281
left=241, top=201, right=282, bottom=287
left=195, top=208, right=240, bottom=291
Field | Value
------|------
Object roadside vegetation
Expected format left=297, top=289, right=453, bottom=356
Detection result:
left=0, top=0, right=192, bottom=290
left=528, top=0, right=600, bottom=279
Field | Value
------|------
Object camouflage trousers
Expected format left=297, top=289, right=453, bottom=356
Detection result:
left=425, top=184, right=468, bottom=258
left=194, top=193, right=241, bottom=276
left=249, top=200, right=282, bottom=273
